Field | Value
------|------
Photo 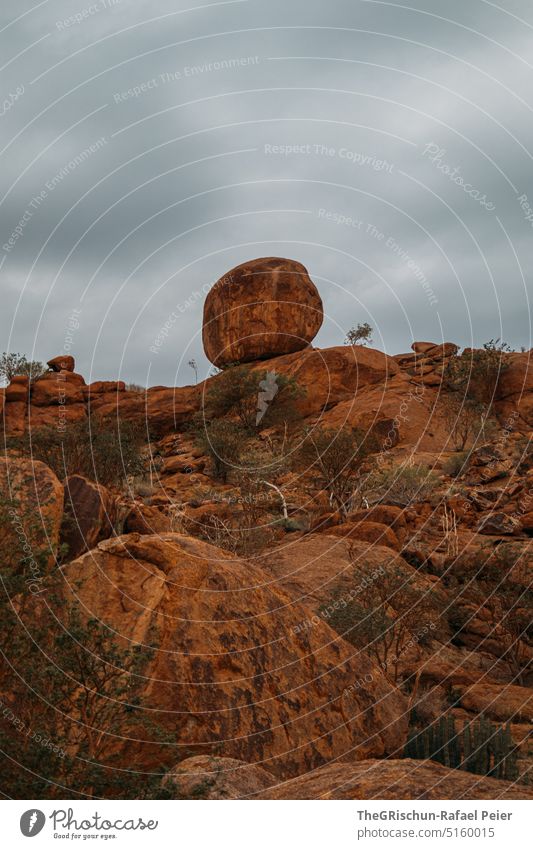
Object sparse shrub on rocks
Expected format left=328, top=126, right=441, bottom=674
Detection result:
left=323, top=553, right=439, bottom=684
left=442, top=451, right=471, bottom=478
left=364, top=462, right=438, bottom=507
left=194, top=418, right=247, bottom=483
left=298, top=426, right=378, bottom=517
left=203, top=364, right=303, bottom=432
left=444, top=339, right=512, bottom=409
left=8, top=417, right=145, bottom=488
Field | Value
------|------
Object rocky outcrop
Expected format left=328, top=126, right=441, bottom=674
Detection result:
left=163, top=755, right=277, bottom=799
left=0, top=455, right=64, bottom=572
left=61, top=475, right=118, bottom=559
left=47, top=355, right=75, bottom=372
left=202, top=257, right=323, bottom=367
left=61, top=533, right=409, bottom=777
left=262, top=758, right=533, bottom=799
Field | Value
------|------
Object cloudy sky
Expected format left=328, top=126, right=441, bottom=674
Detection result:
left=1, top=0, right=532, bottom=386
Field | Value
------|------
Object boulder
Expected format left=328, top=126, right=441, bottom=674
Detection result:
left=202, top=257, right=323, bottom=367
left=327, top=520, right=401, bottom=550
left=82, top=381, right=126, bottom=397
left=163, top=756, right=277, bottom=799
left=31, top=372, right=85, bottom=406
left=61, top=475, right=118, bottom=559
left=61, top=533, right=408, bottom=777
left=477, top=513, right=522, bottom=536
left=0, top=455, right=64, bottom=572
left=4, top=376, right=29, bottom=402
left=1, top=400, right=27, bottom=436
left=252, top=345, right=399, bottom=418
left=425, top=342, right=459, bottom=360
left=47, top=355, right=75, bottom=372
left=259, top=533, right=409, bottom=608
left=411, top=342, right=438, bottom=354
left=123, top=504, right=174, bottom=535
left=262, top=758, right=533, bottom=799
left=496, top=352, right=533, bottom=399
left=457, top=683, right=533, bottom=724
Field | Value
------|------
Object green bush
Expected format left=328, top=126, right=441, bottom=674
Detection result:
left=364, top=462, right=438, bottom=507
left=8, top=417, right=145, bottom=487
left=203, top=364, right=303, bottom=431
left=442, top=451, right=471, bottom=478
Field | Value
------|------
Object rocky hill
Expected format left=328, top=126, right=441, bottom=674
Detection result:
left=1, top=257, right=532, bottom=799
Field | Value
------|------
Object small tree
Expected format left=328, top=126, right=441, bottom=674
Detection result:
left=442, top=393, right=487, bottom=451
left=444, top=339, right=512, bottom=410
left=299, top=426, right=377, bottom=517
left=204, top=365, right=302, bottom=431
left=364, top=462, right=438, bottom=507
left=0, top=352, right=46, bottom=385
left=194, top=419, right=247, bottom=482
left=345, top=322, right=373, bottom=346
left=10, top=417, right=145, bottom=487
left=324, top=552, right=438, bottom=684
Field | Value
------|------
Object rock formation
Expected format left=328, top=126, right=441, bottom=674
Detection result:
left=202, top=257, right=323, bottom=366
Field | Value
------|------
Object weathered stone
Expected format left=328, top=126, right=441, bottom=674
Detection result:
left=203, top=257, right=323, bottom=367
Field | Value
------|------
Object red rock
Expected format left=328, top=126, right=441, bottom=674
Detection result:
left=27, top=404, right=86, bottom=430
left=348, top=505, right=407, bottom=539
left=123, top=504, right=174, bottom=535
left=457, top=683, right=533, bottom=724
left=31, top=373, right=85, bottom=406
left=253, top=345, right=399, bottom=417
left=61, top=533, right=408, bottom=776
left=202, top=257, right=323, bottom=367
left=497, top=352, right=533, bottom=399
left=163, top=756, right=277, bottom=799
left=262, top=758, right=533, bottom=799
left=259, top=533, right=410, bottom=608
left=61, top=475, right=118, bottom=559
left=0, top=454, right=64, bottom=571
left=47, top=354, right=75, bottom=372
left=82, top=381, right=126, bottom=397
left=328, top=520, right=401, bottom=550
left=4, top=377, right=29, bottom=402
left=425, top=342, right=459, bottom=360
left=411, top=341, right=438, bottom=354
left=90, top=385, right=200, bottom=437
left=2, top=400, right=27, bottom=435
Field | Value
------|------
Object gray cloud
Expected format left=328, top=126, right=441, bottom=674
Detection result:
left=1, top=0, right=532, bottom=386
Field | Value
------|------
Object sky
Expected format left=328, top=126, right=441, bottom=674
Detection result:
left=1, top=0, right=532, bottom=387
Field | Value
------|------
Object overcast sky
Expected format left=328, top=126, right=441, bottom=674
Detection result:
left=1, top=0, right=532, bottom=386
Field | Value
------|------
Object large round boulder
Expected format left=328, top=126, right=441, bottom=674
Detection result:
left=202, top=257, right=323, bottom=366
left=61, top=533, right=408, bottom=777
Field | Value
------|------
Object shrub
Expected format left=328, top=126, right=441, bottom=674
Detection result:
left=0, top=579, right=172, bottom=798
left=442, top=451, right=471, bottom=478
left=298, top=426, right=378, bottom=516
left=323, top=553, right=439, bottom=683
left=444, top=339, right=512, bottom=408
left=203, top=365, right=303, bottom=431
left=194, top=419, right=247, bottom=482
left=9, top=417, right=145, bottom=488
left=364, top=462, right=438, bottom=507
